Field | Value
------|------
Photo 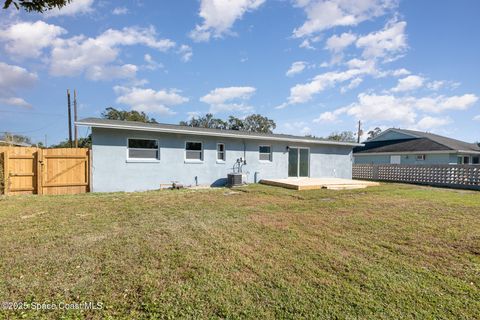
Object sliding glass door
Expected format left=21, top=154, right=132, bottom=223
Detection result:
left=288, top=147, right=309, bottom=177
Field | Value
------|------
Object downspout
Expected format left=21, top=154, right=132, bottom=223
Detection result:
left=243, top=139, right=246, bottom=159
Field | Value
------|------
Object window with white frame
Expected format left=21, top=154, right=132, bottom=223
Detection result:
left=217, top=143, right=225, bottom=161
left=185, top=141, right=203, bottom=161
left=473, top=156, right=479, bottom=165
left=127, top=138, right=159, bottom=160
left=259, top=145, right=272, bottom=161
left=416, top=154, right=426, bottom=161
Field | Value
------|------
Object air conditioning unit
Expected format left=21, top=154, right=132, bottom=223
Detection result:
left=227, top=173, right=243, bottom=187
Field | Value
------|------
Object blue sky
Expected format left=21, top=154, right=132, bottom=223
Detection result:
left=0, top=0, right=479, bottom=145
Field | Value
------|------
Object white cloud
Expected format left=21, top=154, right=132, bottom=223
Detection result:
left=286, top=61, right=307, bottom=77
left=0, top=20, right=66, bottom=58
left=313, top=108, right=347, bottom=123
left=0, top=21, right=184, bottom=80
left=114, top=86, right=189, bottom=115
left=143, top=54, right=163, bottom=70
left=322, top=92, right=478, bottom=127
left=325, top=32, right=356, bottom=52
left=178, top=45, right=193, bottom=62
left=345, top=58, right=371, bottom=69
left=426, top=80, right=445, bottom=91
left=0, top=97, right=31, bottom=108
left=86, top=64, right=138, bottom=81
left=190, top=0, right=265, bottom=42
left=282, top=121, right=311, bottom=135
left=0, top=62, right=37, bottom=108
left=200, top=86, right=256, bottom=113
left=50, top=26, right=176, bottom=80
left=415, top=94, right=478, bottom=113
left=46, top=0, right=94, bottom=17
left=299, top=35, right=322, bottom=49
left=391, top=68, right=410, bottom=77
left=201, top=86, right=256, bottom=104
left=299, top=39, right=314, bottom=49
left=473, top=115, right=480, bottom=121
left=425, top=80, right=460, bottom=91
left=356, top=20, right=407, bottom=61
left=340, top=77, right=363, bottom=93
left=391, top=75, right=425, bottom=92
left=343, top=93, right=417, bottom=124
left=282, top=59, right=376, bottom=105
left=314, top=111, right=337, bottom=123
left=414, top=116, right=451, bottom=131
left=112, top=7, right=129, bottom=15
left=324, top=32, right=357, bottom=65
left=293, top=0, right=397, bottom=38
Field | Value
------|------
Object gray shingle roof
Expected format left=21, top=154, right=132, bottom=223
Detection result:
left=76, top=117, right=363, bottom=147
left=391, top=129, right=480, bottom=152
left=354, top=138, right=452, bottom=154
left=356, top=128, right=480, bottom=154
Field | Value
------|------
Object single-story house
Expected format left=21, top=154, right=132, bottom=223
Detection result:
left=354, top=128, right=480, bottom=165
left=77, top=118, right=362, bottom=192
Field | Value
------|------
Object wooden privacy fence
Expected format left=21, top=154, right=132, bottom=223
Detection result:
left=0, top=147, right=90, bottom=195
left=353, top=164, right=480, bottom=190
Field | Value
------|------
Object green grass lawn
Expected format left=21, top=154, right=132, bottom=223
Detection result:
left=0, top=183, right=479, bottom=319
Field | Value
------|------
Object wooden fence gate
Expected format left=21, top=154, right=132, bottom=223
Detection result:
left=0, top=147, right=90, bottom=195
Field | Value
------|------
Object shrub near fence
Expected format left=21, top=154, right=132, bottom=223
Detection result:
left=353, top=164, right=480, bottom=191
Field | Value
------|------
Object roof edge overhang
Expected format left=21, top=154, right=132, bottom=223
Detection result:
left=76, top=120, right=364, bottom=147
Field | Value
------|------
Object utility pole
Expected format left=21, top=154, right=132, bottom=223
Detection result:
left=74, top=89, right=78, bottom=148
left=67, top=89, right=73, bottom=148
left=357, top=120, right=363, bottom=143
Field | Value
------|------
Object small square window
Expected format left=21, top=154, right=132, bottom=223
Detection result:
left=217, top=143, right=225, bottom=161
left=472, top=156, right=479, bottom=165
left=186, top=142, right=203, bottom=161
left=259, top=146, right=272, bottom=161
left=416, top=154, right=426, bottom=161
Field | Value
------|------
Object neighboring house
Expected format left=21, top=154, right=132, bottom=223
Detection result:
left=77, top=118, right=362, bottom=192
left=354, top=128, right=480, bottom=165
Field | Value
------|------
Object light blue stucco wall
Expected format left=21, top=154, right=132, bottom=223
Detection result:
left=354, top=153, right=458, bottom=165
left=91, top=128, right=354, bottom=192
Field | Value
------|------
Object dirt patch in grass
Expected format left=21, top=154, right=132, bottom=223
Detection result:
left=0, top=184, right=479, bottom=319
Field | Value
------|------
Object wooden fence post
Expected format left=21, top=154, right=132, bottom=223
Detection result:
left=36, top=148, right=43, bottom=195
left=3, top=148, right=9, bottom=195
